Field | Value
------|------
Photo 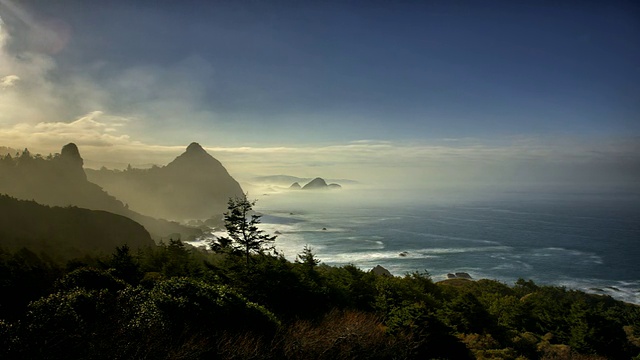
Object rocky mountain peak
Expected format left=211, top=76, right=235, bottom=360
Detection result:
left=87, top=142, right=244, bottom=220
left=60, top=143, right=83, bottom=166
left=186, top=142, right=207, bottom=155
left=58, top=143, right=86, bottom=180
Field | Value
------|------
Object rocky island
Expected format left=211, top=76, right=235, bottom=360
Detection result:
left=292, top=177, right=342, bottom=190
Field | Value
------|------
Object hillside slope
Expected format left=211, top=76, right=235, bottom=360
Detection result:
left=0, top=195, right=154, bottom=257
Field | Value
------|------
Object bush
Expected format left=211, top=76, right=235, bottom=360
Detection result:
left=281, top=309, right=394, bottom=360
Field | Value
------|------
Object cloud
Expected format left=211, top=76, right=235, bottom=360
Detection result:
left=0, top=74, right=18, bottom=87
left=0, top=0, right=70, bottom=54
left=0, top=111, right=134, bottom=148
left=0, top=13, right=75, bottom=124
left=0, top=3, right=216, bottom=164
left=0, top=1, right=217, bottom=142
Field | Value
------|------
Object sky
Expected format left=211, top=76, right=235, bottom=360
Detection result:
left=0, top=0, right=639, bottom=190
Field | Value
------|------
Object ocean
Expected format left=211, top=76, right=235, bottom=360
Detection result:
left=194, top=188, right=640, bottom=304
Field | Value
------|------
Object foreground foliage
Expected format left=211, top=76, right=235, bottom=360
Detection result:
left=1, top=243, right=639, bottom=359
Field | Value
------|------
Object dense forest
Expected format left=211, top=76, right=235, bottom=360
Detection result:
left=1, top=240, right=639, bottom=359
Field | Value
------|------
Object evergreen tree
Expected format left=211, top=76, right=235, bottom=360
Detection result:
left=213, top=195, right=276, bottom=266
left=109, top=244, right=142, bottom=285
left=296, top=245, right=320, bottom=268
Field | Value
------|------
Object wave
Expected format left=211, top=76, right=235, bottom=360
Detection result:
left=206, top=193, right=640, bottom=304
left=325, top=250, right=439, bottom=263
left=389, top=229, right=499, bottom=245
left=532, top=247, right=603, bottom=265
left=490, top=261, right=533, bottom=271
left=322, top=245, right=513, bottom=264
left=554, top=277, right=640, bottom=305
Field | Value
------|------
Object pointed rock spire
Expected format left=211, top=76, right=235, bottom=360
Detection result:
left=61, top=143, right=82, bottom=162
left=59, top=143, right=85, bottom=173
left=186, top=142, right=206, bottom=154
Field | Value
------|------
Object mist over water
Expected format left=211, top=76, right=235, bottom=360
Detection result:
left=244, top=187, right=640, bottom=304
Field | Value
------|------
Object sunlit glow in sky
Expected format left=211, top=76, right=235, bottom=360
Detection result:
left=0, top=0, right=638, bottom=190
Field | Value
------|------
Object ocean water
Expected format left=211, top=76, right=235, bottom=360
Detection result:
left=195, top=189, right=640, bottom=304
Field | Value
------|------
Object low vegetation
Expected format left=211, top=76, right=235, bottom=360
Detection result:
left=0, top=241, right=639, bottom=359
left=0, top=197, right=638, bottom=359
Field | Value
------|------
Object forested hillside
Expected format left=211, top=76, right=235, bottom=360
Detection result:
left=0, top=195, right=154, bottom=257
left=1, top=241, right=638, bottom=359
left=0, top=145, right=201, bottom=240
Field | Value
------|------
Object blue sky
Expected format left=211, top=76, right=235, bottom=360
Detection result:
left=0, top=0, right=639, bottom=188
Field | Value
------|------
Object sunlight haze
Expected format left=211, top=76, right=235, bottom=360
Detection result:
left=0, top=0, right=638, bottom=192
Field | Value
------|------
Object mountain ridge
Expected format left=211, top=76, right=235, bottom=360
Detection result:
left=86, top=142, right=244, bottom=221
left=0, top=143, right=201, bottom=240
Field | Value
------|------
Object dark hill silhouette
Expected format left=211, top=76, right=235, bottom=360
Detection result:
left=302, top=177, right=328, bottom=189
left=0, top=194, right=154, bottom=258
left=300, top=177, right=342, bottom=190
left=86, top=142, right=243, bottom=221
left=0, top=144, right=200, bottom=241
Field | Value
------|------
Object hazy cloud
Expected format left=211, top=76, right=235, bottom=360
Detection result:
left=0, top=1, right=637, bottom=191
left=0, top=105, right=637, bottom=188
left=0, top=1, right=216, bottom=143
left=0, top=111, right=135, bottom=148
left=0, top=73, right=18, bottom=87
left=200, top=137, right=640, bottom=189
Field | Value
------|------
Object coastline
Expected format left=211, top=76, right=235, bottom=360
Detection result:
left=250, top=192, right=640, bottom=305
